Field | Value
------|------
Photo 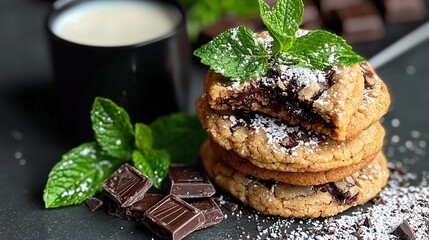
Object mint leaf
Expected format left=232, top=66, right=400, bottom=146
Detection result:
left=43, top=142, right=122, bottom=208
left=91, top=97, right=134, bottom=159
left=258, top=0, right=303, bottom=54
left=134, top=123, right=153, bottom=153
left=194, top=25, right=269, bottom=81
left=284, top=30, right=365, bottom=69
left=181, top=0, right=223, bottom=41
left=132, top=150, right=156, bottom=186
left=132, top=149, right=170, bottom=188
left=221, top=0, right=259, bottom=18
left=150, top=112, right=207, bottom=164
left=145, top=149, right=170, bottom=187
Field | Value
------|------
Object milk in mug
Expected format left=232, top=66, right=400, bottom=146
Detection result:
left=51, top=0, right=181, bottom=47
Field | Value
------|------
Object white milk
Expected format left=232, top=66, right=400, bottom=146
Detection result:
left=51, top=0, right=181, bottom=47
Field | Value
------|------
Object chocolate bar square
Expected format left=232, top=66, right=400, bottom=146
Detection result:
left=102, top=163, right=153, bottom=207
left=143, top=194, right=205, bottom=240
left=383, top=0, right=427, bottom=22
left=106, top=193, right=163, bottom=222
left=169, top=164, right=216, bottom=198
left=187, top=198, right=224, bottom=229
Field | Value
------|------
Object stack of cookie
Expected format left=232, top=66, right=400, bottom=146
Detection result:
left=196, top=41, right=391, bottom=217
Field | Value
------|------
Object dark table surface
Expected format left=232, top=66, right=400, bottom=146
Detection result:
left=1, top=0, right=429, bottom=239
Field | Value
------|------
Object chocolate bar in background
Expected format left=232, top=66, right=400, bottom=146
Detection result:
left=143, top=195, right=205, bottom=240
left=334, top=1, right=385, bottom=43
left=382, top=0, right=427, bottom=22
left=169, top=164, right=216, bottom=198
left=319, top=0, right=366, bottom=21
left=101, top=163, right=153, bottom=207
left=187, top=198, right=224, bottom=229
left=196, top=0, right=428, bottom=45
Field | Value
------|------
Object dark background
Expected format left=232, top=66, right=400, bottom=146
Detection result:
left=1, top=0, right=429, bottom=239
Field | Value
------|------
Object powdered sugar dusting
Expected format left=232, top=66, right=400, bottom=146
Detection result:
left=253, top=170, right=429, bottom=240
left=228, top=113, right=323, bottom=154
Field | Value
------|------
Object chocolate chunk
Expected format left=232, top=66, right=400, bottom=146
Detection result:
left=106, top=193, right=163, bottom=222
left=371, top=194, right=386, bottom=205
left=106, top=199, right=128, bottom=219
left=187, top=198, right=224, bottom=229
left=313, top=182, right=358, bottom=205
left=364, top=217, right=373, bottom=228
left=352, top=231, right=364, bottom=240
left=143, top=194, right=205, bottom=240
left=102, top=163, right=153, bottom=207
left=383, top=0, right=427, bottom=22
left=85, top=197, right=103, bottom=212
left=334, top=1, right=384, bottom=43
left=130, top=193, right=164, bottom=213
left=169, top=164, right=216, bottom=198
left=393, top=220, right=417, bottom=240
left=223, top=201, right=238, bottom=212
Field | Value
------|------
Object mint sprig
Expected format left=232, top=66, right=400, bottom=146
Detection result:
left=194, top=25, right=269, bottom=81
left=91, top=98, right=134, bottom=159
left=280, top=30, right=365, bottom=69
left=132, top=149, right=170, bottom=189
left=43, top=142, right=121, bottom=208
left=43, top=97, right=206, bottom=208
left=132, top=122, right=171, bottom=188
left=150, top=112, right=207, bottom=163
left=194, top=0, right=364, bottom=81
left=258, top=0, right=302, bottom=54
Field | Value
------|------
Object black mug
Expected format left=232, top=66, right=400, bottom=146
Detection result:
left=46, top=0, right=190, bottom=141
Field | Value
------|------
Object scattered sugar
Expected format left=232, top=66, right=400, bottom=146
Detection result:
left=19, top=159, right=26, bottom=166
left=14, top=151, right=23, bottom=159
left=210, top=122, right=429, bottom=240
left=406, top=65, right=416, bottom=75
left=11, top=129, right=23, bottom=140
left=251, top=172, right=429, bottom=240
left=391, top=118, right=400, bottom=128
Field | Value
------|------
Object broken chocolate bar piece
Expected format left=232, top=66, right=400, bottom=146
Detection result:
left=393, top=220, right=416, bottom=240
left=143, top=194, right=205, bottom=240
left=169, top=164, right=216, bottom=198
left=383, top=0, right=427, bottom=22
left=85, top=197, right=103, bottom=212
left=187, top=198, right=224, bottom=229
left=102, top=163, right=153, bottom=207
left=106, top=193, right=163, bottom=221
left=334, top=1, right=384, bottom=43
left=106, top=198, right=128, bottom=219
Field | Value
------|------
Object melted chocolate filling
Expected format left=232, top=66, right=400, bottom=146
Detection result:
left=312, top=183, right=358, bottom=205
left=221, top=69, right=334, bottom=126
left=360, top=62, right=374, bottom=79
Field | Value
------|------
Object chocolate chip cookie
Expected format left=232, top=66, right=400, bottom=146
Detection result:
left=200, top=140, right=389, bottom=218
left=204, top=33, right=389, bottom=141
left=196, top=96, right=385, bottom=173
left=210, top=140, right=379, bottom=186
